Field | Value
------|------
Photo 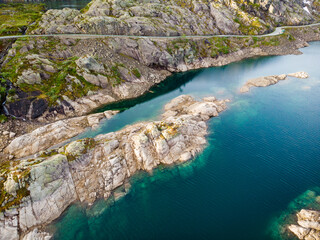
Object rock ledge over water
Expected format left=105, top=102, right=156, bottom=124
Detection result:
left=0, top=95, right=229, bottom=240
left=289, top=209, right=320, bottom=239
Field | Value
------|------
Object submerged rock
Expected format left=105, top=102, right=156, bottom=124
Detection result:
left=0, top=95, right=229, bottom=239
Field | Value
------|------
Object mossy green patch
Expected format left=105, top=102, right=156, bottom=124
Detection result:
left=132, top=68, right=141, bottom=78
left=63, top=138, right=96, bottom=162
left=0, top=114, right=7, bottom=123
left=0, top=161, right=31, bottom=213
left=1, top=38, right=100, bottom=106
left=0, top=3, right=45, bottom=36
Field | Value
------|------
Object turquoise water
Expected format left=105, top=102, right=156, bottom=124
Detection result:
left=50, top=42, right=320, bottom=240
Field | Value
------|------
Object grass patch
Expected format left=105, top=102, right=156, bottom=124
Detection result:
left=0, top=114, right=7, bottom=123
left=132, top=68, right=141, bottom=78
left=0, top=3, right=45, bottom=36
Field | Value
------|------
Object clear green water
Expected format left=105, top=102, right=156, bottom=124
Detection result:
left=50, top=42, right=320, bottom=240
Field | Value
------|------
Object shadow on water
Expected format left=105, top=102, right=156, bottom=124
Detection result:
left=93, top=69, right=203, bottom=113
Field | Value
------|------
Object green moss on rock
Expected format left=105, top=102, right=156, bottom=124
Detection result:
left=0, top=3, right=45, bottom=36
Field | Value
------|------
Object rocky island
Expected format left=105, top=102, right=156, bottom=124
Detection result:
left=240, top=71, right=309, bottom=93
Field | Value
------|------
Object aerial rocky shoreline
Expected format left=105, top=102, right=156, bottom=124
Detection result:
left=1, top=0, right=320, bottom=239
left=2, top=26, right=320, bottom=162
left=0, top=95, right=229, bottom=239
left=1, top=0, right=320, bottom=126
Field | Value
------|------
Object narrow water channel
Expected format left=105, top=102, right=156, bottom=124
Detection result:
left=47, top=42, right=320, bottom=240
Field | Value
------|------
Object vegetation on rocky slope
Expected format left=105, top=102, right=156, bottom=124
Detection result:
left=0, top=158, right=31, bottom=212
left=0, top=24, right=312, bottom=121
left=1, top=37, right=100, bottom=108
left=0, top=3, right=45, bottom=36
left=0, top=0, right=319, bottom=122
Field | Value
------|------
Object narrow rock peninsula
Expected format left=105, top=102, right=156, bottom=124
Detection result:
left=0, top=95, right=229, bottom=239
left=240, top=71, right=309, bottom=93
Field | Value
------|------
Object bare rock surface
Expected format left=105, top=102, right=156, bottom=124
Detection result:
left=5, top=110, right=118, bottom=159
left=0, top=95, right=229, bottom=239
left=29, top=0, right=320, bottom=36
left=240, top=71, right=309, bottom=93
left=22, top=228, right=51, bottom=240
left=289, top=209, right=320, bottom=239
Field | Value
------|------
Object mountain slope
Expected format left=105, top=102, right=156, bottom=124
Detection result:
left=29, top=0, right=320, bottom=36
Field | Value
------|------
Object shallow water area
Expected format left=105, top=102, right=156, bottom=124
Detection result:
left=49, top=42, right=320, bottom=240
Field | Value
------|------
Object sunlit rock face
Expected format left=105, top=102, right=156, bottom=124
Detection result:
left=29, top=0, right=320, bottom=36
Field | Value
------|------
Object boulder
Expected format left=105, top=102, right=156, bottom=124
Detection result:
left=17, top=69, right=42, bottom=85
left=76, top=56, right=105, bottom=73
left=288, top=225, right=310, bottom=239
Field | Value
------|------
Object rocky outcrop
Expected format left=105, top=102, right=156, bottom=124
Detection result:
left=0, top=94, right=229, bottom=239
left=5, top=110, right=118, bottom=159
left=22, top=228, right=51, bottom=240
left=240, top=71, right=309, bottom=93
left=3, top=25, right=320, bottom=122
left=29, top=0, right=320, bottom=36
left=289, top=209, right=320, bottom=239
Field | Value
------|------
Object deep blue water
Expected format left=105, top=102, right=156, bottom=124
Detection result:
left=50, top=42, right=320, bottom=240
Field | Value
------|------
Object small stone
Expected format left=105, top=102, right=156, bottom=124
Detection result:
left=3, top=131, right=9, bottom=135
left=9, top=132, right=16, bottom=138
